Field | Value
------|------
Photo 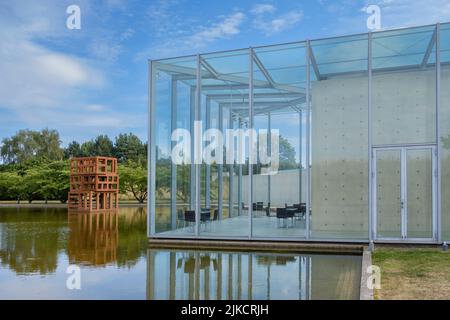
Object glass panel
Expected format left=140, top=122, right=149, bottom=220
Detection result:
left=199, top=49, right=249, bottom=238
left=312, top=34, right=369, bottom=76
left=376, top=149, right=402, bottom=239
left=372, top=25, right=436, bottom=145
left=440, top=23, right=450, bottom=241
left=406, top=149, right=433, bottom=239
left=372, top=25, right=436, bottom=70
left=153, top=56, right=197, bottom=236
left=310, top=34, right=369, bottom=239
left=147, top=249, right=362, bottom=300
left=252, top=42, right=307, bottom=238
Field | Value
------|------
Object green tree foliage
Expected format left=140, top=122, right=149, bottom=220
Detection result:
left=65, top=141, right=82, bottom=158
left=119, top=163, right=148, bottom=203
left=0, top=127, right=297, bottom=203
left=114, top=133, right=146, bottom=164
left=0, top=160, right=69, bottom=203
left=94, top=134, right=114, bottom=156
left=279, top=136, right=298, bottom=170
left=0, top=128, right=149, bottom=202
left=79, top=135, right=114, bottom=157
left=1, top=129, right=63, bottom=164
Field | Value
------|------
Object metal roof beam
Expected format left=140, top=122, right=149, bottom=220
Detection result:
left=252, top=51, right=276, bottom=86
left=308, top=46, right=322, bottom=81
left=421, top=26, right=437, bottom=68
left=155, top=61, right=305, bottom=94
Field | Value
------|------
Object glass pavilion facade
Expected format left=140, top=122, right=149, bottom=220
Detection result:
left=148, top=23, right=450, bottom=243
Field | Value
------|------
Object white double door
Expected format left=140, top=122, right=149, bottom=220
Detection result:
left=373, top=146, right=437, bottom=241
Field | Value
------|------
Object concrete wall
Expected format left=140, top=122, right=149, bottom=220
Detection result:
left=440, top=67, right=450, bottom=240
left=311, top=68, right=437, bottom=237
left=237, top=170, right=306, bottom=207
left=372, top=69, right=436, bottom=145
left=311, top=75, right=369, bottom=236
left=228, top=66, right=450, bottom=240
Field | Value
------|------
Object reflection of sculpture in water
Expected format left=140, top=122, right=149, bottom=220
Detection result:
left=67, top=211, right=119, bottom=266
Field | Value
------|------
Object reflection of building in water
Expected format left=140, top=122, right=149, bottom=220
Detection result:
left=147, top=250, right=361, bottom=300
left=67, top=211, right=118, bottom=266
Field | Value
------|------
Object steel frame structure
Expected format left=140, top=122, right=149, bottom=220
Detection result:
left=148, top=22, right=448, bottom=244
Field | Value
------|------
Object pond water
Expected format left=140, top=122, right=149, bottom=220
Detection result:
left=0, top=207, right=361, bottom=299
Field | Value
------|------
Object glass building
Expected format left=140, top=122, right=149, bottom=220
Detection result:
left=148, top=23, right=450, bottom=243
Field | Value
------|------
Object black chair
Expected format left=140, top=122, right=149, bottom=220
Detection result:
left=266, top=202, right=271, bottom=217
left=213, top=209, right=219, bottom=221
left=286, top=208, right=295, bottom=227
left=256, top=202, right=264, bottom=211
left=301, top=203, right=306, bottom=218
left=252, top=203, right=257, bottom=211
left=184, top=210, right=195, bottom=228
left=201, top=210, right=211, bottom=223
left=177, top=209, right=184, bottom=228
left=276, top=208, right=288, bottom=228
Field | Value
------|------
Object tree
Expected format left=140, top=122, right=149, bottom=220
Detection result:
left=80, top=140, right=95, bottom=156
left=119, top=163, right=147, bottom=203
left=79, top=135, right=114, bottom=157
left=279, top=136, right=298, bottom=170
left=34, top=128, right=64, bottom=160
left=65, top=141, right=82, bottom=158
left=0, top=129, right=63, bottom=164
left=93, top=134, right=114, bottom=156
left=114, top=133, right=146, bottom=164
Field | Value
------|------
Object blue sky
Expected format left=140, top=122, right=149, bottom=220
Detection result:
left=0, top=0, right=449, bottom=146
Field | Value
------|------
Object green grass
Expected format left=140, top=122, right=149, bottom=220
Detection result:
left=372, top=247, right=450, bottom=300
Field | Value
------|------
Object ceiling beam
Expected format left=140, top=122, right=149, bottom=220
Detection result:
left=252, top=52, right=276, bottom=86
left=155, top=61, right=305, bottom=94
left=421, top=27, right=437, bottom=68
left=220, top=97, right=306, bottom=109
left=207, top=92, right=304, bottom=100
left=308, top=46, right=322, bottom=81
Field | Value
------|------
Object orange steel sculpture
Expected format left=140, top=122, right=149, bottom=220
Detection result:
left=68, top=157, right=119, bottom=211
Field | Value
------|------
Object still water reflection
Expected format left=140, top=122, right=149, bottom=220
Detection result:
left=0, top=207, right=361, bottom=299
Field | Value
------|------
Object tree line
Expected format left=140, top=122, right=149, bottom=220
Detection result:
left=0, top=128, right=298, bottom=204
left=0, top=129, right=148, bottom=203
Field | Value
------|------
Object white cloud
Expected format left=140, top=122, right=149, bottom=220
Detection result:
left=84, top=104, right=107, bottom=112
left=89, top=41, right=122, bottom=62
left=251, top=4, right=276, bottom=15
left=140, top=10, right=246, bottom=59
left=120, top=28, right=135, bottom=41
left=0, top=33, right=103, bottom=109
left=0, top=0, right=139, bottom=136
left=371, top=0, right=450, bottom=27
left=251, top=5, right=303, bottom=36
left=189, top=12, right=246, bottom=47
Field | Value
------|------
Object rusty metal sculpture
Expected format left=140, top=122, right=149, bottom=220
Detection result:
left=68, top=157, right=119, bottom=211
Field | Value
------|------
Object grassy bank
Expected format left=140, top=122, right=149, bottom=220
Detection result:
left=373, top=247, right=450, bottom=300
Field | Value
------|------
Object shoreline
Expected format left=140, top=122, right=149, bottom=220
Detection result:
left=0, top=202, right=147, bottom=209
